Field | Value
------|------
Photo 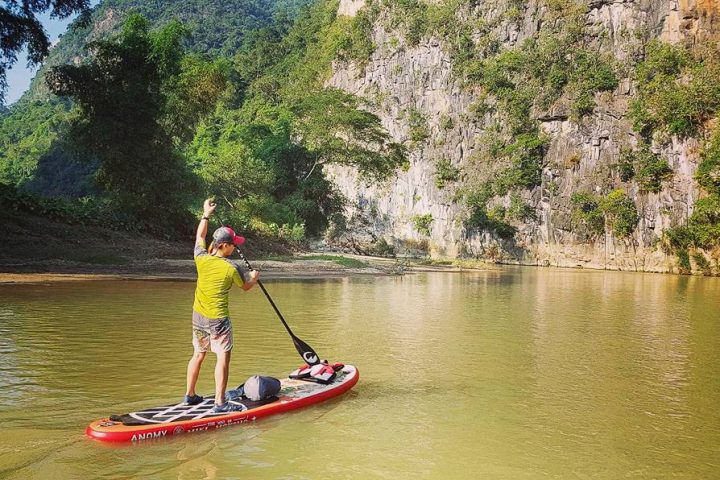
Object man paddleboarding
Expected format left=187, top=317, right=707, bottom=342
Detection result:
left=184, top=198, right=259, bottom=413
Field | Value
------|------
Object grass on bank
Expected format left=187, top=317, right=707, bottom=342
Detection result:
left=260, top=254, right=370, bottom=268
left=416, top=258, right=489, bottom=269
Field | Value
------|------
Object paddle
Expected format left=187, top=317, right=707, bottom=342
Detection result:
left=235, top=251, right=321, bottom=366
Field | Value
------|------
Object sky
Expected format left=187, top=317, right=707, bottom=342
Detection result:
left=5, top=1, right=101, bottom=105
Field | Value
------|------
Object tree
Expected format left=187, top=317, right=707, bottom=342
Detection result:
left=46, top=14, right=228, bottom=230
left=290, top=88, right=407, bottom=181
left=0, top=0, right=90, bottom=102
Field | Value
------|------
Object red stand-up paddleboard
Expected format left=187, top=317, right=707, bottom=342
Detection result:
left=86, top=365, right=358, bottom=443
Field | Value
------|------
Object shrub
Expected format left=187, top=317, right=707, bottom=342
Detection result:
left=687, top=195, right=720, bottom=249
left=407, top=108, right=430, bottom=143
left=434, top=158, right=461, bottom=189
left=369, top=237, right=396, bottom=257
left=571, top=191, right=605, bottom=237
left=324, top=212, right=347, bottom=241
left=439, top=113, right=454, bottom=130
left=491, top=132, right=547, bottom=194
left=0, top=183, right=146, bottom=232
left=508, top=193, right=535, bottom=221
left=697, top=129, right=720, bottom=195
left=336, top=8, right=376, bottom=63
left=617, top=148, right=636, bottom=182
left=630, top=40, right=720, bottom=139
left=636, top=154, right=672, bottom=193
left=677, top=248, right=691, bottom=274
left=693, top=252, right=712, bottom=275
left=663, top=225, right=695, bottom=252
left=662, top=194, right=720, bottom=267
left=617, top=144, right=672, bottom=193
left=412, top=213, right=433, bottom=236
left=599, top=189, right=639, bottom=238
left=466, top=205, right=516, bottom=239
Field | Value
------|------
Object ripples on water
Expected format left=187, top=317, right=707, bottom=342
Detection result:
left=0, top=269, right=719, bottom=479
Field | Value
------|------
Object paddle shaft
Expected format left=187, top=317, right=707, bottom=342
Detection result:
left=236, top=252, right=321, bottom=365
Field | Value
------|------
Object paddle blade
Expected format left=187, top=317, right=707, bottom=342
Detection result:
left=293, top=335, right=321, bottom=366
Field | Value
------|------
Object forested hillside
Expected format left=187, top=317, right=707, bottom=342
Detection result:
left=0, top=0, right=402, bottom=241
left=0, top=0, right=313, bottom=197
left=2, top=0, right=719, bottom=274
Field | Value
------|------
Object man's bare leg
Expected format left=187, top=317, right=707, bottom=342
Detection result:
left=214, top=350, right=231, bottom=405
left=186, top=351, right=206, bottom=397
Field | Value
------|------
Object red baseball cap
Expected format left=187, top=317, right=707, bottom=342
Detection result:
left=212, top=226, right=245, bottom=247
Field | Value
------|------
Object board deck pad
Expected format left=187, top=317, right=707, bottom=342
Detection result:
left=86, top=364, right=358, bottom=442
left=108, top=396, right=278, bottom=426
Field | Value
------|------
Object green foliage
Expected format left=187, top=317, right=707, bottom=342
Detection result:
left=571, top=192, right=605, bottom=238
left=46, top=14, right=228, bottom=229
left=368, top=237, right=395, bottom=257
left=1, top=1, right=400, bottom=243
left=291, top=89, right=408, bottom=180
left=567, top=50, right=619, bottom=119
left=663, top=225, right=696, bottom=252
left=492, top=133, right=547, bottom=194
left=439, top=114, right=453, bottom=130
left=0, top=100, right=70, bottom=186
left=599, top=189, right=639, bottom=238
left=664, top=128, right=720, bottom=265
left=693, top=252, right=712, bottom=275
left=1, top=0, right=313, bottom=204
left=677, top=248, right=692, bottom=274
left=434, top=158, right=460, bottom=189
left=463, top=188, right=517, bottom=239
left=191, top=109, right=346, bottom=237
left=302, top=254, right=369, bottom=268
left=0, top=182, right=140, bottom=231
left=630, top=40, right=720, bottom=139
left=617, top=148, right=636, bottom=182
left=191, top=0, right=405, bottom=239
left=466, top=205, right=516, bottom=239
left=407, top=108, right=429, bottom=144
left=469, top=4, right=617, bottom=125
left=636, top=154, right=672, bottom=194
left=571, top=190, right=639, bottom=239
left=0, top=0, right=90, bottom=102
left=686, top=195, right=720, bottom=249
left=697, top=129, right=720, bottom=195
left=412, top=213, right=433, bottom=236
left=335, top=6, right=377, bottom=63
left=508, top=193, right=535, bottom=221
left=617, top=144, right=672, bottom=193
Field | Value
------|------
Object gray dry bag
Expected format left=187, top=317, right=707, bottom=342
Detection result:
left=244, top=375, right=281, bottom=401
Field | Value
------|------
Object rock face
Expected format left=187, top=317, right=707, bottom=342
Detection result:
left=325, top=0, right=719, bottom=273
left=338, top=0, right=366, bottom=16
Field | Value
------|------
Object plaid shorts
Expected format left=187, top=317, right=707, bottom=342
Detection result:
left=191, top=311, right=233, bottom=353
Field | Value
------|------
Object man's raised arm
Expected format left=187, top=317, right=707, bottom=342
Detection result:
left=196, top=198, right=216, bottom=245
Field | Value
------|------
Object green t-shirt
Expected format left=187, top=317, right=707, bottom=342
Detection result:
left=193, top=239, right=247, bottom=319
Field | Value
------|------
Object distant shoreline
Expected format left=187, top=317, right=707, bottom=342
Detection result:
left=0, top=254, right=485, bottom=284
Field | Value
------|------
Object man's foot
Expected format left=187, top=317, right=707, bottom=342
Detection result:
left=211, top=402, right=245, bottom=413
left=182, top=394, right=204, bottom=406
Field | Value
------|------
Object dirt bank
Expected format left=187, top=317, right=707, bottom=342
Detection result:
left=0, top=211, right=490, bottom=283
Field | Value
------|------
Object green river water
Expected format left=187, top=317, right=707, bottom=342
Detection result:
left=0, top=267, right=719, bottom=479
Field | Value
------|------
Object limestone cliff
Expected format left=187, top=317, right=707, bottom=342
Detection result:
left=325, top=0, right=720, bottom=273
